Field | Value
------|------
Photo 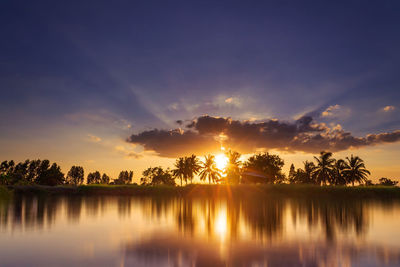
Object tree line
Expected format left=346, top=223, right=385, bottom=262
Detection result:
left=0, top=160, right=134, bottom=186
left=0, top=151, right=398, bottom=186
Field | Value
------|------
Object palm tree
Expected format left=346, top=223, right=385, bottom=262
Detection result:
left=343, top=155, right=370, bottom=186
left=332, top=159, right=346, bottom=185
left=173, top=157, right=186, bottom=186
left=313, top=151, right=335, bottom=185
left=184, top=155, right=201, bottom=184
left=226, top=150, right=241, bottom=184
left=303, top=161, right=316, bottom=184
left=199, top=155, right=221, bottom=184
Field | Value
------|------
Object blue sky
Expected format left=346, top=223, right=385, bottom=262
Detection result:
left=1, top=0, right=400, bottom=180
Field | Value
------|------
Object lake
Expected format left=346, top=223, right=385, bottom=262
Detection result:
left=0, top=195, right=400, bottom=266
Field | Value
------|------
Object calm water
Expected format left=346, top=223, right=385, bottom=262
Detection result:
left=0, top=195, right=400, bottom=267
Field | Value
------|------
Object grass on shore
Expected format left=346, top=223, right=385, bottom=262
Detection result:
left=6, top=184, right=400, bottom=199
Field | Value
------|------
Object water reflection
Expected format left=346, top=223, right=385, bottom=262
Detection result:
left=125, top=234, right=400, bottom=267
left=0, top=195, right=399, bottom=266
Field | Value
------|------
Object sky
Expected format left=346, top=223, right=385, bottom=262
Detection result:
left=1, top=0, right=400, bottom=182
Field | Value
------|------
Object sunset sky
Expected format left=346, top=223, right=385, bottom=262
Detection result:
left=1, top=1, right=400, bottom=182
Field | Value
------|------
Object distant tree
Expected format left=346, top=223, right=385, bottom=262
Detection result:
left=12, top=160, right=30, bottom=184
left=378, top=177, right=398, bottom=186
left=199, top=154, right=221, bottom=184
left=35, top=163, right=65, bottom=186
left=87, top=171, right=101, bottom=184
left=114, top=170, right=133, bottom=185
left=313, top=151, right=335, bottom=185
left=242, top=153, right=285, bottom=184
left=343, top=155, right=370, bottom=186
left=36, top=160, right=50, bottom=181
left=302, top=161, right=317, bottom=184
left=288, top=162, right=315, bottom=184
left=0, top=160, right=15, bottom=175
left=0, top=160, right=19, bottom=185
left=288, top=164, right=296, bottom=184
left=173, top=157, right=186, bottom=186
left=184, top=155, right=201, bottom=184
left=141, top=167, right=175, bottom=186
left=101, top=173, right=110, bottom=184
left=66, top=166, right=84, bottom=185
left=27, top=160, right=41, bottom=182
left=0, top=159, right=66, bottom=186
left=365, top=179, right=374, bottom=186
left=225, top=150, right=241, bottom=184
left=332, top=159, right=347, bottom=185
left=0, top=161, right=9, bottom=174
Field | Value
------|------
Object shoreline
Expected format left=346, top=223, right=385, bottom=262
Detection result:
left=3, top=184, right=400, bottom=199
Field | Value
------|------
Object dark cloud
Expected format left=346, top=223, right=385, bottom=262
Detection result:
left=127, top=115, right=400, bottom=157
left=127, top=128, right=220, bottom=157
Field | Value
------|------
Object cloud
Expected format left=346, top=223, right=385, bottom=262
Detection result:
left=321, top=105, right=350, bottom=119
left=382, top=105, right=395, bottom=112
left=168, top=103, right=180, bottom=111
left=115, top=145, right=144, bottom=159
left=126, top=152, right=144, bottom=159
left=66, top=110, right=133, bottom=130
left=87, top=134, right=101, bottom=142
left=225, top=97, right=233, bottom=103
left=127, top=115, right=400, bottom=157
left=223, top=97, right=241, bottom=107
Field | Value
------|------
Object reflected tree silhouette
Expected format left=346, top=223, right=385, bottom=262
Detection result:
left=117, top=196, right=132, bottom=218
left=0, top=195, right=395, bottom=247
left=176, top=198, right=196, bottom=236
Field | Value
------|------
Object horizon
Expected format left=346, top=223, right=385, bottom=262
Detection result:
left=1, top=1, right=400, bottom=182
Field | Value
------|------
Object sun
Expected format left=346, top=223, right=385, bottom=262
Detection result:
left=215, top=153, right=229, bottom=171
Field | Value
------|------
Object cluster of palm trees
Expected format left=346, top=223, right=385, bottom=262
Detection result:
left=172, top=155, right=202, bottom=186
left=173, top=151, right=372, bottom=186
left=173, top=151, right=244, bottom=185
left=289, top=151, right=371, bottom=185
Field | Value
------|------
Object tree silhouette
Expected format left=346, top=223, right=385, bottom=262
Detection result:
left=343, top=155, right=370, bottom=186
left=332, top=159, right=347, bottom=185
left=184, top=155, right=201, bottom=184
left=114, top=171, right=133, bottom=185
left=87, top=171, right=101, bottom=184
left=26, top=160, right=41, bottom=182
left=225, top=150, right=241, bottom=184
left=1, top=159, right=65, bottom=186
left=101, top=173, right=110, bottom=184
left=141, top=167, right=175, bottom=186
left=289, top=161, right=316, bottom=184
left=35, top=163, right=64, bottom=186
left=199, top=155, right=221, bottom=184
left=288, top=164, right=296, bottom=183
left=173, top=157, right=186, bottom=186
left=242, top=153, right=284, bottom=184
left=66, top=166, right=84, bottom=185
left=303, top=161, right=316, bottom=184
left=378, top=177, right=398, bottom=186
left=313, top=151, right=335, bottom=185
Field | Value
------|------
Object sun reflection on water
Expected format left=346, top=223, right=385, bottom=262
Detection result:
left=214, top=206, right=227, bottom=241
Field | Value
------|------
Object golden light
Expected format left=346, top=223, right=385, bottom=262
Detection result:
left=214, top=153, right=229, bottom=171
left=215, top=208, right=228, bottom=240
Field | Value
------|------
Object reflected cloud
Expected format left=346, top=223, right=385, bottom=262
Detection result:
left=124, top=233, right=400, bottom=267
